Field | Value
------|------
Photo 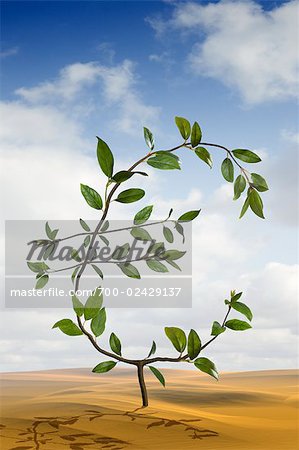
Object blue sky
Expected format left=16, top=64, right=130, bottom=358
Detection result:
left=1, top=1, right=297, bottom=200
left=0, top=1, right=298, bottom=372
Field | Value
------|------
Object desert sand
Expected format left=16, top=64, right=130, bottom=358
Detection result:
left=0, top=368, right=298, bottom=450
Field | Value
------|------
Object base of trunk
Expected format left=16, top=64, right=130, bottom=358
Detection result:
left=137, top=364, right=148, bottom=407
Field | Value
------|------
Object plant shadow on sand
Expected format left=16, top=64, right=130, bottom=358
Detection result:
left=0, top=407, right=219, bottom=449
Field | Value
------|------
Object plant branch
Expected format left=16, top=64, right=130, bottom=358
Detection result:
left=76, top=318, right=140, bottom=365
left=200, top=305, right=232, bottom=351
left=51, top=216, right=172, bottom=244
left=147, top=304, right=232, bottom=364
left=144, top=354, right=188, bottom=365
left=73, top=142, right=186, bottom=363
left=47, top=263, right=82, bottom=274
left=185, top=141, right=252, bottom=184
left=72, top=139, right=236, bottom=373
left=74, top=141, right=187, bottom=292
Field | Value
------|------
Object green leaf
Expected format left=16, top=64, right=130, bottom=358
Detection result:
left=71, top=249, right=81, bottom=262
left=91, top=264, right=103, bottom=279
left=84, top=235, right=91, bottom=247
left=191, top=122, right=202, bottom=147
left=231, top=302, right=253, bottom=321
left=211, top=321, right=226, bottom=336
left=32, top=239, right=50, bottom=248
left=84, top=287, right=103, bottom=320
left=234, top=175, right=246, bottom=200
left=249, top=189, right=265, bottom=219
left=160, top=250, right=186, bottom=261
left=97, top=137, right=114, bottom=178
left=131, top=227, right=152, bottom=241
left=225, top=319, right=252, bottom=331
left=221, top=158, right=234, bottom=182
left=165, top=259, right=181, bottom=271
left=251, top=173, right=269, bottom=192
left=232, top=149, right=261, bottom=163
left=164, top=327, right=187, bottom=353
left=147, top=152, right=181, bottom=170
left=101, top=220, right=109, bottom=232
left=148, top=241, right=165, bottom=256
left=27, top=261, right=49, bottom=273
left=149, top=366, right=165, bottom=387
left=117, top=262, right=140, bottom=279
left=178, top=210, right=201, bottom=222
left=49, top=228, right=58, bottom=240
left=146, top=260, right=168, bottom=273
left=80, top=184, right=103, bottom=210
left=116, top=188, right=145, bottom=204
left=195, top=147, right=212, bottom=168
left=155, top=151, right=179, bottom=160
left=187, top=329, right=201, bottom=360
left=144, top=127, right=154, bottom=150
left=45, top=222, right=58, bottom=240
left=134, top=205, right=153, bottom=225
left=112, top=243, right=130, bottom=260
left=239, top=195, right=250, bottom=219
left=42, top=243, right=55, bottom=260
left=175, top=221, right=185, bottom=243
left=147, top=341, right=156, bottom=358
left=71, top=266, right=80, bottom=283
left=79, top=218, right=90, bottom=232
left=91, top=308, right=106, bottom=337
left=194, top=357, right=218, bottom=380
left=45, top=222, right=52, bottom=239
left=109, top=332, right=122, bottom=356
left=100, top=235, right=109, bottom=246
left=52, top=319, right=83, bottom=336
left=175, top=116, right=191, bottom=140
left=231, top=292, right=242, bottom=302
left=92, top=361, right=117, bottom=373
left=35, top=274, right=49, bottom=290
left=163, top=226, right=174, bottom=243
left=112, top=170, right=148, bottom=183
left=72, top=295, right=84, bottom=317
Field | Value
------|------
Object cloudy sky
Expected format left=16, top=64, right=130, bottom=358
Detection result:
left=0, top=0, right=298, bottom=374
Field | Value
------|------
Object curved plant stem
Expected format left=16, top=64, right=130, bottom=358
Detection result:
left=200, top=306, right=232, bottom=351
left=71, top=139, right=243, bottom=406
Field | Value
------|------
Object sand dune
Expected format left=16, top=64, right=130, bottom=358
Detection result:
left=0, top=368, right=298, bottom=449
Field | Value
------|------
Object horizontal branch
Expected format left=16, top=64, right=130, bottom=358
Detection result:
left=76, top=316, right=141, bottom=366
left=35, top=217, right=172, bottom=245
left=47, top=263, right=82, bottom=274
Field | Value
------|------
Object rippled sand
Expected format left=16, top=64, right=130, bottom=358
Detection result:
left=0, top=368, right=298, bottom=449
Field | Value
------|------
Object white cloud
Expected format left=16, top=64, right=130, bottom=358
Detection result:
left=15, top=60, right=160, bottom=134
left=264, top=142, right=298, bottom=227
left=0, top=60, right=297, bottom=373
left=0, top=46, right=19, bottom=59
left=243, top=262, right=298, bottom=331
left=16, top=62, right=101, bottom=102
left=0, top=101, right=86, bottom=151
left=149, top=51, right=174, bottom=71
left=96, top=42, right=116, bottom=64
left=149, top=0, right=299, bottom=104
left=281, top=129, right=299, bottom=144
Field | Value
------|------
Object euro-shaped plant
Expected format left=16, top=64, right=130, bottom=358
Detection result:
left=27, top=117, right=268, bottom=407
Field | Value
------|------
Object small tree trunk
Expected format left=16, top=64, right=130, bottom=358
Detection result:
left=137, top=364, right=148, bottom=407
